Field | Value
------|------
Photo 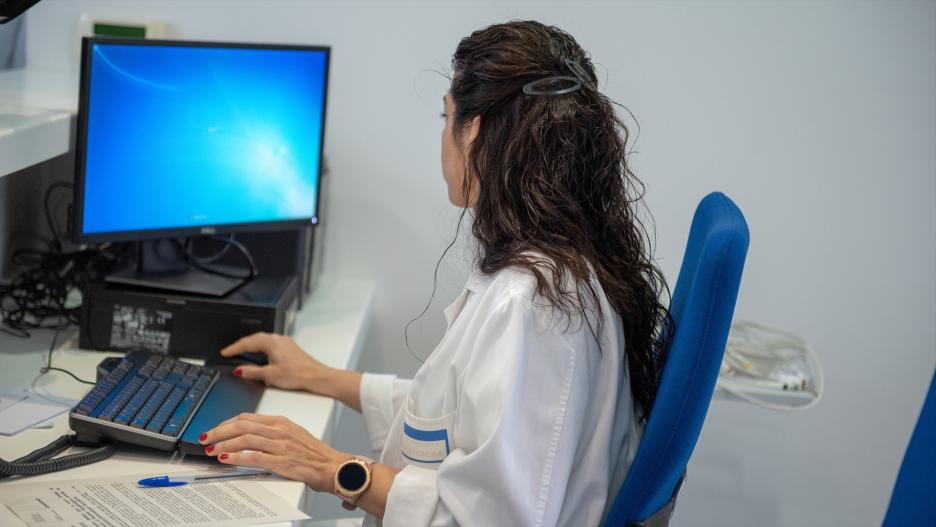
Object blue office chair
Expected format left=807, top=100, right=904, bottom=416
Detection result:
left=882, top=367, right=936, bottom=526
left=604, top=192, right=750, bottom=526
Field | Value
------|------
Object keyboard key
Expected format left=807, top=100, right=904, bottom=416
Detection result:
left=74, top=402, right=96, bottom=415
left=94, top=368, right=127, bottom=395
left=194, top=374, right=212, bottom=389
left=75, top=372, right=123, bottom=415
left=146, top=386, right=185, bottom=432
left=161, top=387, right=201, bottom=437
left=97, top=376, right=144, bottom=421
left=130, top=382, right=173, bottom=429
left=165, top=372, right=184, bottom=385
left=115, top=379, right=158, bottom=425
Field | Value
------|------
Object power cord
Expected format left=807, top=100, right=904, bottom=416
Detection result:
left=0, top=182, right=128, bottom=337
left=44, top=181, right=73, bottom=251
left=0, top=243, right=124, bottom=335
left=180, top=235, right=258, bottom=281
left=183, top=233, right=234, bottom=265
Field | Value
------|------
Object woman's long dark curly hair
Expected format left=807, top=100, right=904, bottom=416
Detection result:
left=449, top=21, right=673, bottom=422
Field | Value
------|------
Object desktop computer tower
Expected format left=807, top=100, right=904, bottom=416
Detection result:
left=75, top=178, right=327, bottom=357
left=79, top=275, right=299, bottom=360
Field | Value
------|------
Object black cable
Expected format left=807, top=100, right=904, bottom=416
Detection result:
left=6, top=434, right=74, bottom=464
left=43, top=181, right=73, bottom=248
left=0, top=435, right=115, bottom=479
left=1, top=245, right=123, bottom=335
left=0, top=334, right=113, bottom=478
left=184, top=234, right=234, bottom=265
left=180, top=235, right=258, bottom=281
left=0, top=184, right=120, bottom=478
left=38, top=329, right=95, bottom=385
left=1, top=181, right=128, bottom=336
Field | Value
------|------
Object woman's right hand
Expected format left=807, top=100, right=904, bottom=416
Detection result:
left=220, top=333, right=363, bottom=411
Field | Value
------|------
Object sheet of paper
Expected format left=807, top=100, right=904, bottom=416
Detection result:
left=0, top=392, right=27, bottom=413
left=0, top=389, right=76, bottom=436
left=0, top=473, right=310, bottom=527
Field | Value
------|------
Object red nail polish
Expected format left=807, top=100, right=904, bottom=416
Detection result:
left=219, top=453, right=229, bottom=461
left=199, top=433, right=207, bottom=442
left=205, top=445, right=215, bottom=454
left=233, top=368, right=242, bottom=377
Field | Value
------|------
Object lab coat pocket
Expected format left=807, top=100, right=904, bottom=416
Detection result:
left=401, top=397, right=456, bottom=470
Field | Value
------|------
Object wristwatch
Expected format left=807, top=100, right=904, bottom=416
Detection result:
left=334, top=457, right=374, bottom=510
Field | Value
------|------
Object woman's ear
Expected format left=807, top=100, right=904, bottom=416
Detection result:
left=460, top=115, right=482, bottom=207
left=463, top=115, right=481, bottom=150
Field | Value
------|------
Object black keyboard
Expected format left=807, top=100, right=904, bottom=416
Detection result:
left=70, top=351, right=219, bottom=452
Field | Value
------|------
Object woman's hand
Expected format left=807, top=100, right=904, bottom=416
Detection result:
left=202, top=413, right=400, bottom=518
left=221, top=332, right=324, bottom=391
left=200, top=413, right=349, bottom=494
left=221, top=332, right=364, bottom=411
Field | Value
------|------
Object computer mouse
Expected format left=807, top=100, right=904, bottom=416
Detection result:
left=205, top=351, right=269, bottom=367
left=235, top=352, right=269, bottom=366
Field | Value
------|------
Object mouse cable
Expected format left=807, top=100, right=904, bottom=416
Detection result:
left=39, top=329, right=95, bottom=385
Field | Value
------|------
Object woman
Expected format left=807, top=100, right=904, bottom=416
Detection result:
left=200, top=20, right=671, bottom=527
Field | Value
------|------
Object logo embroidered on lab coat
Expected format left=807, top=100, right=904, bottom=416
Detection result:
left=401, top=422, right=450, bottom=465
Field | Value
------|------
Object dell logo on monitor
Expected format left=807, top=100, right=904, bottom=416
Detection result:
left=200, top=227, right=217, bottom=235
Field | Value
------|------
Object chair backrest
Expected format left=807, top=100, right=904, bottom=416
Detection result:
left=604, top=192, right=750, bottom=526
left=882, top=367, right=936, bottom=526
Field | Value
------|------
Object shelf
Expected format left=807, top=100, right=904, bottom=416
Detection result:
left=0, top=68, right=78, bottom=178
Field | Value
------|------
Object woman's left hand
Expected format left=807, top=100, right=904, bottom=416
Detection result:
left=199, top=413, right=350, bottom=493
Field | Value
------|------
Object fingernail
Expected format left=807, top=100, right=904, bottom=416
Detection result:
left=205, top=445, right=215, bottom=454
left=199, top=433, right=208, bottom=442
left=219, top=453, right=229, bottom=461
left=233, top=368, right=242, bottom=377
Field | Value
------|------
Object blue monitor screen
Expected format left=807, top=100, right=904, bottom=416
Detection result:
left=80, top=41, right=328, bottom=237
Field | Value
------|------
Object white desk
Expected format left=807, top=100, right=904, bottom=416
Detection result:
left=0, top=277, right=374, bottom=521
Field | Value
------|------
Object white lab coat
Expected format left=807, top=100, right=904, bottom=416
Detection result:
left=360, top=266, right=640, bottom=527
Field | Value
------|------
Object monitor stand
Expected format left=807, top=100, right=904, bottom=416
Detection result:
left=105, top=240, right=246, bottom=297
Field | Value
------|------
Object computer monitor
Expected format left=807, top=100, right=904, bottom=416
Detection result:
left=72, top=37, right=330, bottom=296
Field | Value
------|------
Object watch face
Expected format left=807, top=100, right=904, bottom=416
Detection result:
left=338, top=462, right=368, bottom=492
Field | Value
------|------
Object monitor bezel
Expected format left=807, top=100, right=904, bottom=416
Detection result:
left=72, top=37, right=331, bottom=244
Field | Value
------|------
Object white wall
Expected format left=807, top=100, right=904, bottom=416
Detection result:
left=0, top=17, right=26, bottom=68
left=21, top=1, right=936, bottom=525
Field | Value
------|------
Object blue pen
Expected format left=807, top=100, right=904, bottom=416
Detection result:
left=138, top=469, right=272, bottom=487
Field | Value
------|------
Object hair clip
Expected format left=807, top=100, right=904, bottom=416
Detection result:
left=522, top=76, right=581, bottom=96
left=522, top=58, right=594, bottom=96
left=563, top=58, right=593, bottom=87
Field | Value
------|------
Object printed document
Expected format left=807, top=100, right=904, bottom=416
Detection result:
left=0, top=473, right=310, bottom=526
